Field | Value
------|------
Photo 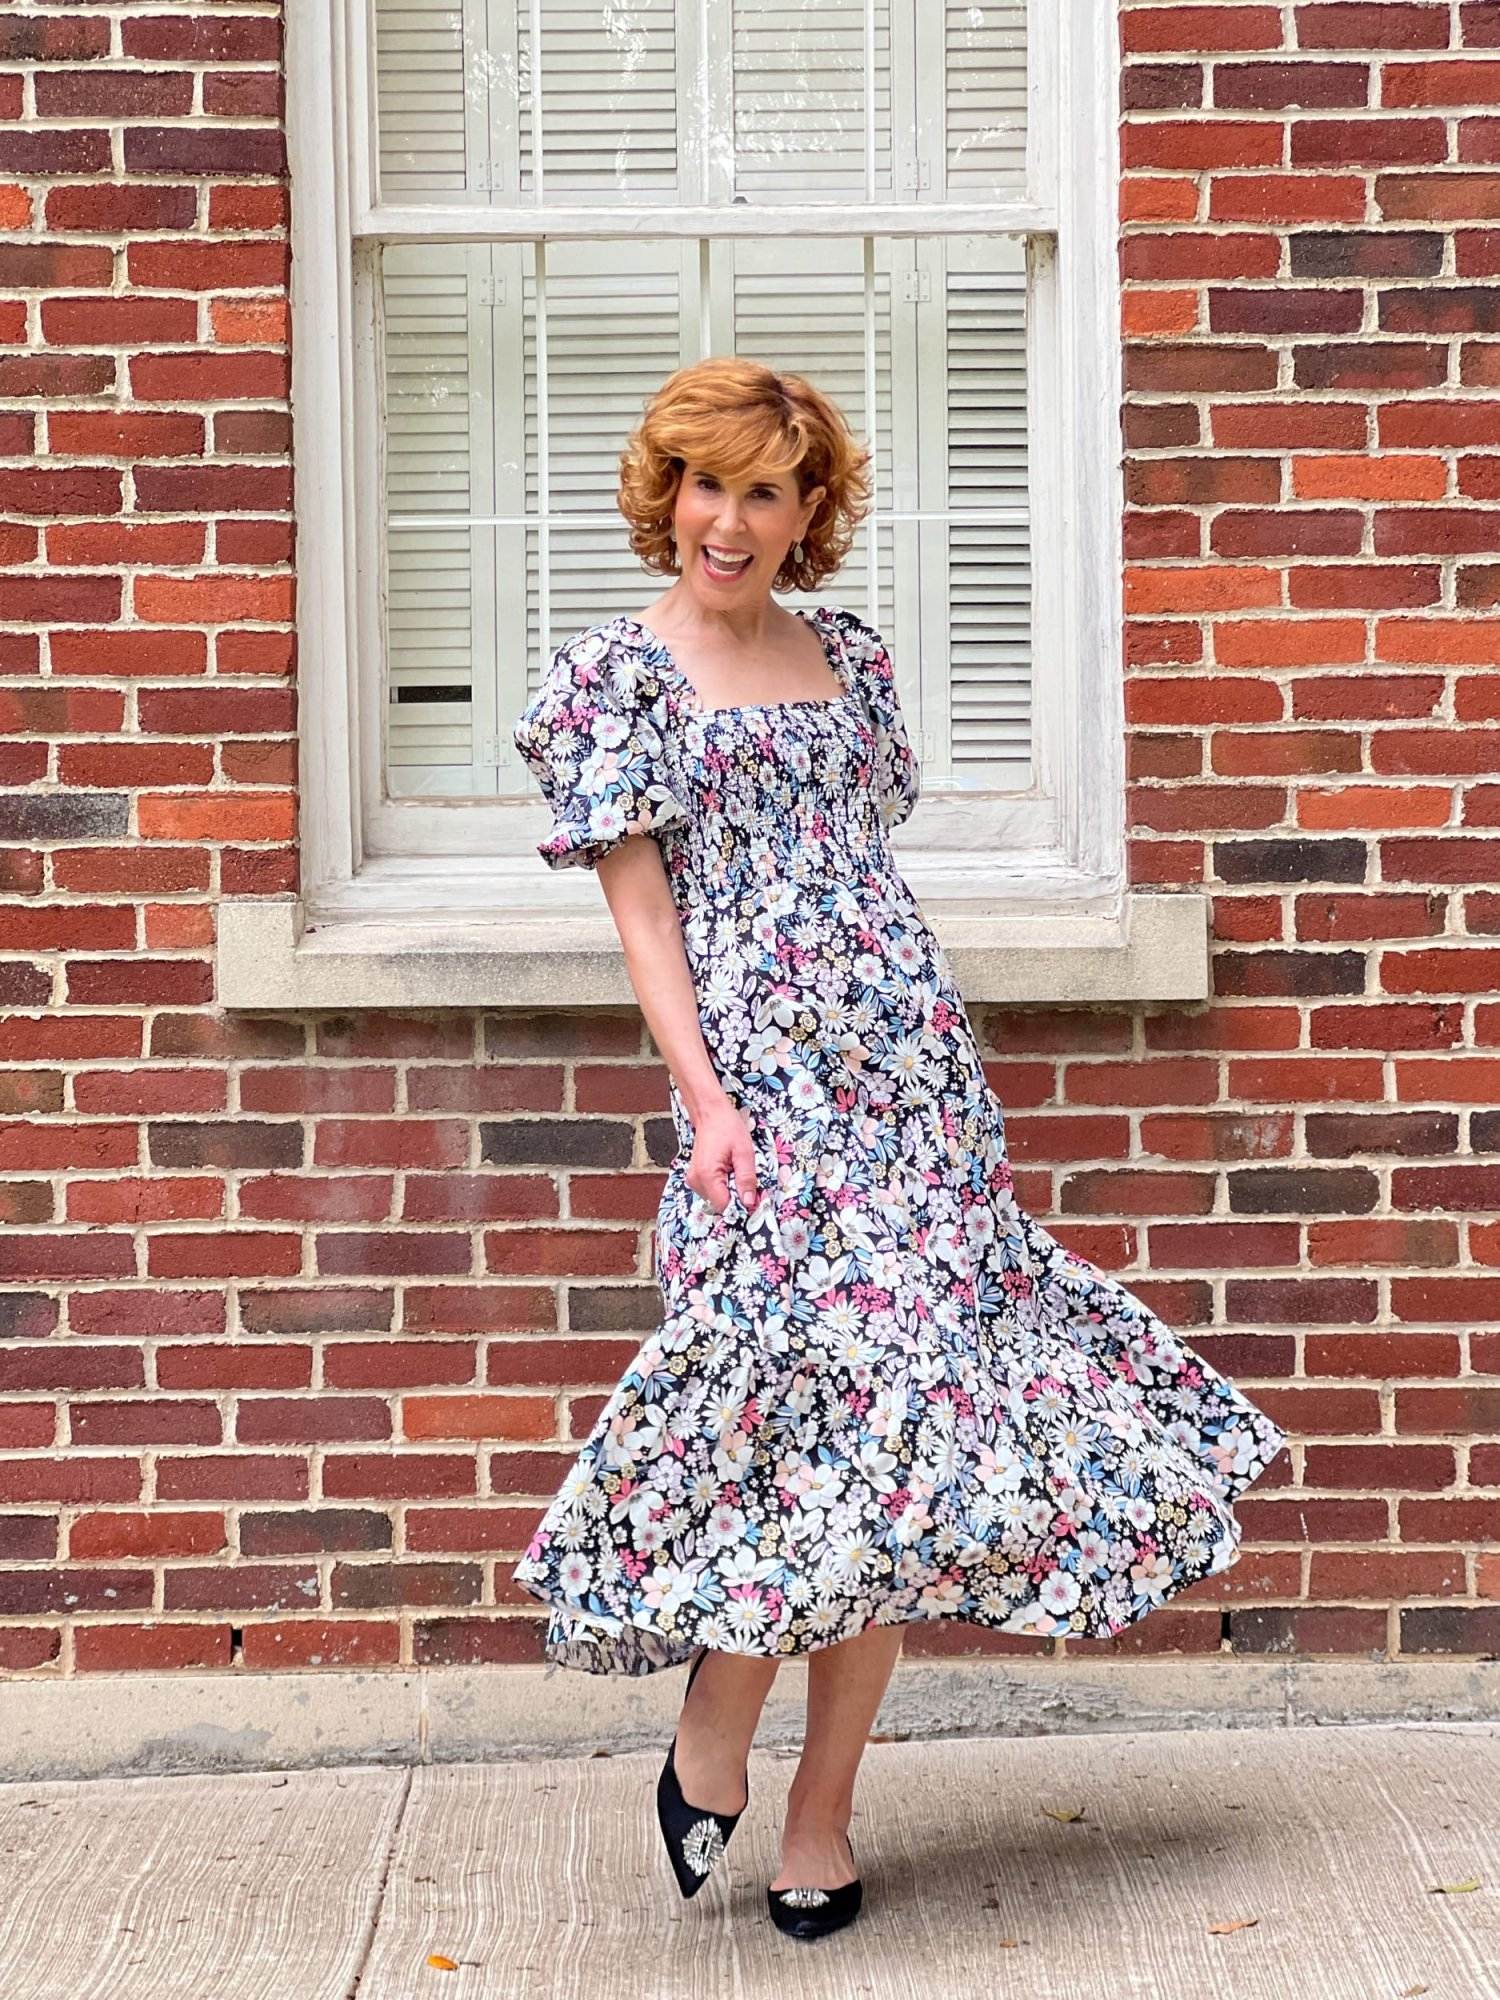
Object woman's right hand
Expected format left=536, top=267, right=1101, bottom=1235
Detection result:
left=685, top=1097, right=761, bottom=1215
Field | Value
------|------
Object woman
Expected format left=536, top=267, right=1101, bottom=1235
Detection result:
left=510, top=357, right=1288, bottom=1942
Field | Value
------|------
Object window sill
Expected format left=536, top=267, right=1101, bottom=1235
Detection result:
left=216, top=892, right=1210, bottom=1009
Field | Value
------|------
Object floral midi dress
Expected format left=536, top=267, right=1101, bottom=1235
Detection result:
left=509, top=601, right=1288, bottom=1676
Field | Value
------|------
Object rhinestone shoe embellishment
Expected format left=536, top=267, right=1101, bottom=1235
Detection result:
left=775, top=1886, right=831, bottom=1908
left=682, top=1817, right=726, bottom=1877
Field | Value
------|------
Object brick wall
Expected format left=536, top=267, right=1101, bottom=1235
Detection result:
left=0, top=0, right=1495, bottom=1681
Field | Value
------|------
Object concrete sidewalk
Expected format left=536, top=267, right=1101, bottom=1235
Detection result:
left=0, top=1720, right=1494, bottom=1999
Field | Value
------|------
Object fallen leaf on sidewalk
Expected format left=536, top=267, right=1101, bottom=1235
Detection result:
left=1207, top=1917, right=1259, bottom=1934
left=1428, top=1877, right=1482, bottom=1894
left=426, top=1954, right=458, bottom=1972
left=1399, top=1985, right=1430, bottom=1996
left=1041, top=1804, right=1086, bottom=1822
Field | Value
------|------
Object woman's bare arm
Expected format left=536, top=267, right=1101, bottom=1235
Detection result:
left=596, top=836, right=759, bottom=1213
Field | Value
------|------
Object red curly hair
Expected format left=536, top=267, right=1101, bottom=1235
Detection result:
left=617, top=356, right=872, bottom=594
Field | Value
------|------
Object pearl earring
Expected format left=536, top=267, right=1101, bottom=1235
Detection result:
left=792, top=540, right=804, bottom=563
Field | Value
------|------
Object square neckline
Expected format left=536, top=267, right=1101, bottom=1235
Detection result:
left=609, top=605, right=855, bottom=720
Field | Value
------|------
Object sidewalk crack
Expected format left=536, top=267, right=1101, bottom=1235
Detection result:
left=348, top=1766, right=414, bottom=1998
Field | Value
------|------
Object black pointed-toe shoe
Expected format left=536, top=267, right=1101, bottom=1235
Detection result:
left=655, top=1646, right=750, bottom=1898
left=766, top=1831, right=863, bottom=1942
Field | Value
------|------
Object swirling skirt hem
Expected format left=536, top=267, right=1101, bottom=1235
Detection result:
left=512, top=1430, right=1284, bottom=1680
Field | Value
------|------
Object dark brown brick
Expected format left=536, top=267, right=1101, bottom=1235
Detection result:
left=480, top=1120, right=635, bottom=1168
left=240, top=1509, right=393, bottom=1557
left=1227, top=1167, right=1381, bottom=1213
left=148, top=1122, right=303, bottom=1171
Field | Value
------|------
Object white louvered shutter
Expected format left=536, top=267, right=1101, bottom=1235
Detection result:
left=374, top=0, right=506, bottom=200
left=381, top=245, right=506, bottom=797
left=716, top=235, right=903, bottom=642
left=725, top=0, right=894, bottom=202
left=944, top=237, right=1030, bottom=778
left=515, top=241, right=697, bottom=720
left=942, top=0, right=1027, bottom=195
left=515, top=0, right=680, bottom=199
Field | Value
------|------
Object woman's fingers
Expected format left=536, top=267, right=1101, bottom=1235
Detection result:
left=686, top=1114, right=760, bottom=1213
left=735, top=1130, right=759, bottom=1211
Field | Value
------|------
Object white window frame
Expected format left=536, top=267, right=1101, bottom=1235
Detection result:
left=218, top=0, right=1208, bottom=1008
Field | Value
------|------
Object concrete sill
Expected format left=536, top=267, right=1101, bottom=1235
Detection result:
left=217, top=892, right=1210, bottom=1009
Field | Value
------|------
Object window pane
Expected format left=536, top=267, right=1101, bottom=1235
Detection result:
left=373, top=0, right=682, bottom=203
left=942, top=1, right=1027, bottom=196
left=726, top=0, right=894, bottom=202
left=517, top=0, right=681, bottom=199
left=382, top=243, right=499, bottom=796
left=379, top=234, right=1032, bottom=803
left=372, top=0, right=1027, bottom=207
left=374, top=2, right=494, bottom=201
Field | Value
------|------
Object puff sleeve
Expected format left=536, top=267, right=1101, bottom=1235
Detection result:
left=841, top=611, right=920, bottom=832
left=512, top=626, right=689, bottom=871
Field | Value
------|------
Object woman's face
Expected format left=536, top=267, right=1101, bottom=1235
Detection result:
left=671, top=460, right=825, bottom=606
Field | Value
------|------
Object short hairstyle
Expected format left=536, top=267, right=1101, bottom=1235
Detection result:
left=617, top=356, right=872, bottom=593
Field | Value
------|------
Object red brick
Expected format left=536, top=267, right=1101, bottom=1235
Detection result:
left=49, top=628, right=207, bottom=677
left=403, top=1395, right=555, bottom=1443
left=1127, top=7, right=1284, bottom=51
left=0, top=14, right=110, bottom=58
left=323, top=1342, right=477, bottom=1390
left=75, top=1624, right=232, bottom=1672
left=156, top=1455, right=308, bottom=1503
left=44, top=293, right=203, bottom=353
left=1296, top=5, right=1449, bottom=48
left=45, top=183, right=198, bottom=234
left=147, top=1232, right=302, bottom=1280
left=312, top=1120, right=468, bottom=1170
left=38, top=64, right=194, bottom=118
left=209, top=184, right=289, bottom=230
left=0, top=243, right=114, bottom=290
left=239, top=1620, right=398, bottom=1670
left=236, top=1398, right=392, bottom=1445
left=157, top=1345, right=312, bottom=1392
left=0, top=468, right=120, bottom=516
left=130, top=348, right=291, bottom=405
left=322, top=1453, right=477, bottom=1501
